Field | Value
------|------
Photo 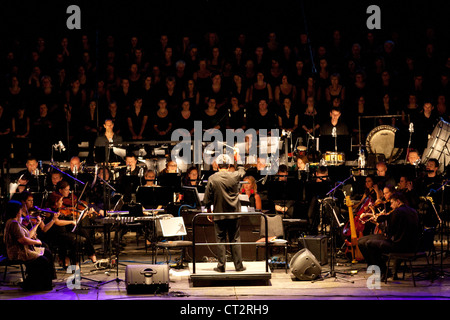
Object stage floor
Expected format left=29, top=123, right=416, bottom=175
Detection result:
left=1, top=232, right=450, bottom=304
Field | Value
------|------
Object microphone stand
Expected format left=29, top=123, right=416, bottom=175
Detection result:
left=316, top=174, right=354, bottom=283
left=405, top=122, right=414, bottom=163
left=427, top=180, right=450, bottom=278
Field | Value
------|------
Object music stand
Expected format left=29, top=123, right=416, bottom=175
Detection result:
left=267, top=178, right=300, bottom=218
left=181, top=186, right=203, bottom=209
left=136, top=186, right=174, bottom=209
left=158, top=173, right=182, bottom=193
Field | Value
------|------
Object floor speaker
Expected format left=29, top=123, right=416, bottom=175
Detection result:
left=297, top=235, right=328, bottom=265
left=290, top=248, right=322, bottom=280
left=125, top=264, right=169, bottom=294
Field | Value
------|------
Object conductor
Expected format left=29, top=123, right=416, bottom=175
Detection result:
left=203, top=154, right=246, bottom=273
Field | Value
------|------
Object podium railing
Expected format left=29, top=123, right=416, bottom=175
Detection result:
left=191, top=212, right=269, bottom=274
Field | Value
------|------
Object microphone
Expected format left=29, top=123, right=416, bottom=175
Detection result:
left=332, top=127, right=337, bottom=138
left=138, top=167, right=144, bottom=178
left=409, top=122, right=414, bottom=133
left=126, top=165, right=131, bottom=176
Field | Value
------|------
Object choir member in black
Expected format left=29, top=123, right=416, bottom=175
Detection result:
left=126, top=96, right=149, bottom=141
left=174, top=99, right=196, bottom=136
left=153, top=98, right=173, bottom=141
left=358, top=192, right=420, bottom=280
left=0, top=104, right=11, bottom=163
left=225, top=96, right=247, bottom=130
left=201, top=97, right=224, bottom=132
left=277, top=97, right=299, bottom=152
left=250, top=99, right=278, bottom=135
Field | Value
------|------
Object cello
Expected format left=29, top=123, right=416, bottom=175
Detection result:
left=344, top=196, right=364, bottom=263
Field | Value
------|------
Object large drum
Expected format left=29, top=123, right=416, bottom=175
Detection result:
left=422, top=119, right=450, bottom=172
left=365, top=125, right=403, bottom=162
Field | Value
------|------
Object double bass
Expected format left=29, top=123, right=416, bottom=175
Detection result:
left=344, top=196, right=364, bottom=263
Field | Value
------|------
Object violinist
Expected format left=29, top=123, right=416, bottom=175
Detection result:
left=43, top=192, right=97, bottom=268
left=360, top=185, right=395, bottom=235
left=358, top=192, right=420, bottom=281
left=55, top=180, right=98, bottom=263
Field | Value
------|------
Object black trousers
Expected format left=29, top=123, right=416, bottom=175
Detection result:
left=23, top=255, right=54, bottom=291
left=358, top=234, right=393, bottom=273
left=214, top=218, right=244, bottom=270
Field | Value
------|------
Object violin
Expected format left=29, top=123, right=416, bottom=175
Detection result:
left=60, top=200, right=99, bottom=219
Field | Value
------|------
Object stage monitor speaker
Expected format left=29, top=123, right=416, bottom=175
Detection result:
left=290, top=248, right=322, bottom=280
left=297, top=235, right=328, bottom=265
left=125, top=264, right=169, bottom=294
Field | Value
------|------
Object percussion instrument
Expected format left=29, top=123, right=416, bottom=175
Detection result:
left=323, top=151, right=345, bottom=165
left=296, top=146, right=307, bottom=156
left=365, top=125, right=403, bottom=162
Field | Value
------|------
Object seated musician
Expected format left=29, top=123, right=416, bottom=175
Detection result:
left=144, top=169, right=158, bottom=187
left=55, top=180, right=98, bottom=263
left=241, top=175, right=262, bottom=210
left=159, top=160, right=178, bottom=175
left=11, top=157, right=42, bottom=194
left=360, top=184, right=395, bottom=235
left=397, top=175, right=419, bottom=209
left=45, top=170, right=63, bottom=193
left=407, top=149, right=421, bottom=166
left=290, top=155, right=310, bottom=181
left=358, top=192, right=420, bottom=281
left=3, top=200, right=55, bottom=291
left=182, top=166, right=199, bottom=187
left=353, top=175, right=383, bottom=235
left=375, top=161, right=396, bottom=190
left=416, top=158, right=443, bottom=228
left=118, top=153, right=142, bottom=202
left=273, top=164, right=295, bottom=217
left=64, top=156, right=91, bottom=192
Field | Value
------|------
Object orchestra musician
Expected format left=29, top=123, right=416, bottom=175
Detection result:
left=11, top=157, right=43, bottom=194
left=118, top=153, right=142, bottom=202
left=375, top=161, right=396, bottom=190
left=182, top=166, right=199, bottom=187
left=416, top=158, right=443, bottom=228
left=94, top=118, right=123, bottom=164
left=55, top=180, right=98, bottom=263
left=357, top=192, right=420, bottom=281
left=3, top=200, right=54, bottom=291
left=43, top=192, right=97, bottom=268
left=241, top=175, right=262, bottom=210
left=144, top=169, right=158, bottom=187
